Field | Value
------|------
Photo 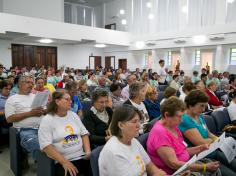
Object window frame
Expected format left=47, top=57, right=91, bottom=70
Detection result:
left=230, top=48, right=236, bottom=65
left=195, top=50, right=201, bottom=66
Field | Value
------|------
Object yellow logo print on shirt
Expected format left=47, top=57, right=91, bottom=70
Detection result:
left=135, top=155, right=145, bottom=176
left=62, top=124, right=79, bottom=148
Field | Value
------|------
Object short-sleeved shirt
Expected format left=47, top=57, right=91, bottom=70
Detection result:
left=71, top=95, right=82, bottom=114
left=38, top=111, right=89, bottom=161
left=147, top=121, right=190, bottom=175
left=179, top=113, right=208, bottom=147
left=227, top=101, right=236, bottom=122
left=5, top=93, right=42, bottom=129
left=99, top=136, right=151, bottom=176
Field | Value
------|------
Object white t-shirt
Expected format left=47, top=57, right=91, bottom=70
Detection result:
left=99, top=136, right=151, bottom=176
left=5, top=93, right=42, bottom=129
left=179, top=93, right=186, bottom=102
left=38, top=111, right=89, bottom=161
left=227, top=101, right=236, bottom=122
left=157, top=67, right=167, bottom=83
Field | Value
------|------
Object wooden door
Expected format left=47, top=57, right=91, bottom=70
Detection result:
left=46, top=47, right=57, bottom=69
left=118, top=59, right=127, bottom=70
left=94, top=56, right=102, bottom=69
left=105, top=57, right=111, bottom=69
left=11, top=44, right=57, bottom=70
left=12, top=44, right=24, bottom=68
left=23, top=45, right=34, bottom=68
left=35, top=46, right=46, bottom=68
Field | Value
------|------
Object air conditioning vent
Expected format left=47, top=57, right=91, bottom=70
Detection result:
left=209, top=34, right=225, bottom=40
left=146, top=41, right=156, bottom=46
left=174, top=39, right=186, bottom=43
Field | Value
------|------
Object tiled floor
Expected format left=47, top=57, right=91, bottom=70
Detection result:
left=0, top=145, right=36, bottom=176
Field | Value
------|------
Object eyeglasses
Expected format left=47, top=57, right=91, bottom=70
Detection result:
left=61, top=97, right=71, bottom=102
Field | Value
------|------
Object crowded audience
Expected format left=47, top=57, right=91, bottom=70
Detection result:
left=0, top=62, right=236, bottom=176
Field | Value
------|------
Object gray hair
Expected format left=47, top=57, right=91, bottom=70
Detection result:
left=92, top=88, right=109, bottom=104
left=18, top=75, right=34, bottom=83
left=129, top=82, right=147, bottom=99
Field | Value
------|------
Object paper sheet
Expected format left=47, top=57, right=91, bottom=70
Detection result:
left=196, top=133, right=225, bottom=160
left=219, top=137, right=236, bottom=163
left=31, top=91, right=50, bottom=108
left=172, top=155, right=197, bottom=176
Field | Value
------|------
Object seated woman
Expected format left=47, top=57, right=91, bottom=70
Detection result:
left=110, top=83, right=124, bottom=109
left=65, top=82, right=83, bottom=117
left=32, top=77, right=52, bottom=102
left=38, top=91, right=91, bottom=176
left=82, top=89, right=113, bottom=148
left=147, top=97, right=220, bottom=175
left=124, top=82, right=149, bottom=133
left=144, top=86, right=161, bottom=121
left=77, top=80, right=91, bottom=101
left=205, top=81, right=223, bottom=108
left=179, top=82, right=196, bottom=102
left=169, top=75, right=180, bottom=91
left=99, top=105, right=166, bottom=176
left=160, top=86, right=177, bottom=104
left=228, top=90, right=236, bottom=125
left=179, top=89, right=236, bottom=175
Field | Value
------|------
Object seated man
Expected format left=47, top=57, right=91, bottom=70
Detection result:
left=5, top=75, right=44, bottom=160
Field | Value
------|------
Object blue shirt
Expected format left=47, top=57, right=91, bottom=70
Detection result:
left=144, top=99, right=161, bottom=121
left=71, top=96, right=83, bottom=114
left=0, top=93, right=13, bottom=111
left=179, top=113, right=208, bottom=147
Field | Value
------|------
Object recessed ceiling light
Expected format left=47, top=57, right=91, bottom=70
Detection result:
left=121, top=19, right=127, bottom=25
left=146, top=2, right=152, bottom=8
left=182, top=6, right=188, bottom=13
left=148, top=14, right=154, bottom=20
left=227, top=0, right=235, bottom=3
left=135, top=41, right=145, bottom=49
left=192, top=35, right=207, bottom=44
left=120, top=9, right=125, bottom=15
left=39, top=39, right=53, bottom=43
left=94, top=44, right=106, bottom=48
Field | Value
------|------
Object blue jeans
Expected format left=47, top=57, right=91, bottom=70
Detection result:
left=19, top=128, right=40, bottom=160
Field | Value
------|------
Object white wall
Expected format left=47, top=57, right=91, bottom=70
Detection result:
left=2, top=0, right=64, bottom=21
left=58, top=45, right=104, bottom=69
left=0, top=40, right=12, bottom=69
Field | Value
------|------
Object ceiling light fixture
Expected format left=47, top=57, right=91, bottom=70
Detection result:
left=121, top=19, right=127, bottom=25
left=135, top=41, right=145, bottom=49
left=94, top=44, right=106, bottom=48
left=120, top=9, right=125, bottom=15
left=192, top=35, right=207, bottom=44
left=148, top=13, right=154, bottom=20
left=146, top=2, right=152, bottom=8
left=39, top=39, right=53, bottom=43
left=227, top=0, right=235, bottom=3
left=182, top=6, right=188, bottom=13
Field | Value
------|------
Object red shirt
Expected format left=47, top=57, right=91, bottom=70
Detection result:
left=205, top=88, right=223, bottom=106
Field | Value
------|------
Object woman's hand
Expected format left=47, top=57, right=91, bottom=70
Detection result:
left=198, top=144, right=209, bottom=153
left=206, top=161, right=220, bottom=172
left=61, top=160, right=78, bottom=176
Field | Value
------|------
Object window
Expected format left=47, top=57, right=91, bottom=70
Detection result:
left=64, top=3, right=93, bottom=26
left=195, top=50, right=201, bottom=65
left=230, top=48, right=236, bottom=65
left=167, top=51, right=172, bottom=66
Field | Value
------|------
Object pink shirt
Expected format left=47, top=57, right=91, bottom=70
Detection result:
left=147, top=121, right=190, bottom=175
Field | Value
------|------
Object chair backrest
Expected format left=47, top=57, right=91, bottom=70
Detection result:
left=9, top=127, right=22, bottom=176
left=81, top=101, right=92, bottom=116
left=211, top=108, right=231, bottom=132
left=158, top=85, right=167, bottom=91
left=137, top=133, right=149, bottom=150
left=157, top=91, right=164, bottom=103
left=203, top=115, right=218, bottom=135
left=36, top=151, right=55, bottom=176
left=90, top=145, right=104, bottom=176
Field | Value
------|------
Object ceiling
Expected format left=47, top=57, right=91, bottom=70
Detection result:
left=0, top=32, right=96, bottom=45
left=64, top=0, right=115, bottom=7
